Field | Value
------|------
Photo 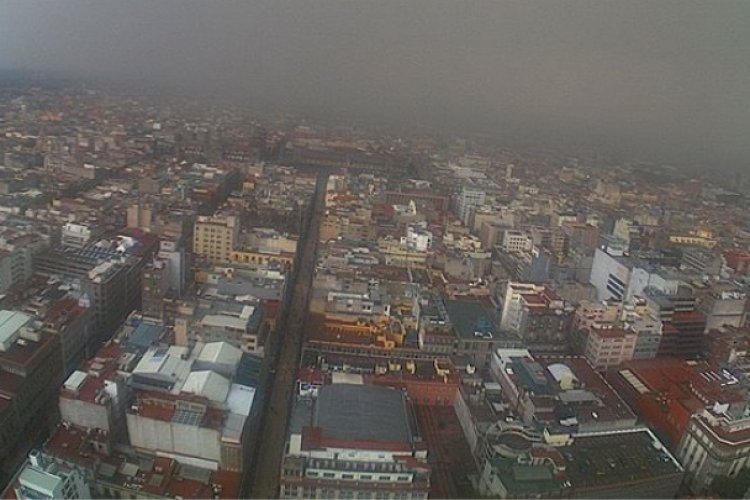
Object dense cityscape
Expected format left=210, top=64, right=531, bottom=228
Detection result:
left=0, top=83, right=746, bottom=499
left=1, top=1, right=749, bottom=499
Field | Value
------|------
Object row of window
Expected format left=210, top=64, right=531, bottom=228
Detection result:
left=307, top=470, right=411, bottom=482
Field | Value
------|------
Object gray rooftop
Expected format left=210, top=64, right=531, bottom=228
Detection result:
left=315, top=384, right=413, bottom=444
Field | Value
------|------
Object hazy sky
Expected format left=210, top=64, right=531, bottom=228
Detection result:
left=1, top=0, right=748, bottom=168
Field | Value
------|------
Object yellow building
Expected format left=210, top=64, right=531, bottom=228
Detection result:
left=229, top=248, right=294, bottom=269
left=193, top=214, right=240, bottom=263
left=669, top=234, right=717, bottom=248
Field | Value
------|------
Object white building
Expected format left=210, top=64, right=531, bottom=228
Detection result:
left=61, top=223, right=93, bottom=249
left=500, top=230, right=533, bottom=254
left=12, top=450, right=90, bottom=499
left=403, top=223, right=433, bottom=252
left=589, top=247, right=680, bottom=302
left=456, top=185, right=486, bottom=226
left=0, top=245, right=33, bottom=293
left=157, top=239, right=187, bottom=296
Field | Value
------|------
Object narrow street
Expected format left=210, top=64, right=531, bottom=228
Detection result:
left=246, top=173, right=327, bottom=498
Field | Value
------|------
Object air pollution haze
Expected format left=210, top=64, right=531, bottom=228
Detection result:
left=1, top=0, right=748, bottom=169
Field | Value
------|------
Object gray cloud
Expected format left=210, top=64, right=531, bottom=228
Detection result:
left=1, top=0, right=748, bottom=168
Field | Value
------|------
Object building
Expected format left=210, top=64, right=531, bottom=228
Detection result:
left=156, top=239, right=188, bottom=297
left=488, top=349, right=637, bottom=436
left=61, top=223, right=96, bottom=249
left=500, top=230, right=533, bottom=254
left=34, top=245, right=146, bottom=342
left=589, top=247, right=678, bottom=302
left=1, top=426, right=241, bottom=499
left=0, top=311, right=63, bottom=487
left=681, top=248, right=722, bottom=276
left=498, top=282, right=573, bottom=348
left=455, top=184, right=486, bottom=226
left=678, top=403, right=750, bottom=493
left=29, top=285, right=94, bottom=377
left=174, top=298, right=265, bottom=354
left=62, top=323, right=255, bottom=474
left=126, top=202, right=155, bottom=231
left=0, top=246, right=32, bottom=294
left=657, top=310, right=706, bottom=359
left=584, top=327, right=637, bottom=369
left=608, top=358, right=745, bottom=451
left=58, top=342, right=131, bottom=443
left=8, top=450, right=90, bottom=499
left=723, top=249, right=750, bottom=276
left=700, top=289, right=748, bottom=331
left=193, top=214, right=240, bottom=263
left=281, top=383, right=430, bottom=499
left=142, top=258, right=170, bottom=320
left=475, top=428, right=683, bottom=498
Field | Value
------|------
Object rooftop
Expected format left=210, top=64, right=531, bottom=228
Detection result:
left=564, top=429, right=683, bottom=492
left=443, top=299, right=496, bottom=340
left=313, top=383, right=414, bottom=445
left=0, top=310, right=32, bottom=351
left=38, top=425, right=240, bottom=499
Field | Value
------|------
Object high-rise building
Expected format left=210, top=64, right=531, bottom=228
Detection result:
left=141, top=259, right=170, bottom=321
left=0, top=312, right=62, bottom=486
left=455, top=184, right=486, bottom=226
left=34, top=243, right=149, bottom=342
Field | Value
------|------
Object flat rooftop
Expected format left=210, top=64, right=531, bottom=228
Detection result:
left=443, top=299, right=496, bottom=339
left=314, top=384, right=413, bottom=444
left=564, top=429, right=683, bottom=491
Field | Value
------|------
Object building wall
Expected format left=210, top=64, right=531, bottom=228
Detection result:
left=59, top=398, right=111, bottom=433
left=193, top=215, right=239, bottom=263
left=0, top=246, right=33, bottom=293
left=677, top=416, right=750, bottom=492
left=585, top=331, right=636, bottom=369
left=126, top=413, right=223, bottom=467
left=590, top=249, right=631, bottom=302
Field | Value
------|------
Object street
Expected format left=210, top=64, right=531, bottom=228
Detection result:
left=246, top=172, right=327, bottom=498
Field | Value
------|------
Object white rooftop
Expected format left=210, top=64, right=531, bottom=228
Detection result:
left=201, top=314, right=247, bottom=331
left=132, top=346, right=193, bottom=393
left=182, top=370, right=230, bottom=403
left=331, top=372, right=364, bottom=385
left=0, top=310, right=32, bottom=352
left=63, top=370, right=88, bottom=392
left=196, top=342, right=242, bottom=367
left=226, top=383, right=256, bottom=417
